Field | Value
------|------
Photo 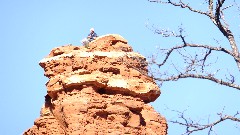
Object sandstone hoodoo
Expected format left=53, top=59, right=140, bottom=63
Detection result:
left=24, top=34, right=167, bottom=135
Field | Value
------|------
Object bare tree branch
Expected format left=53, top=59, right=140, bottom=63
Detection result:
left=153, top=42, right=236, bottom=68
left=154, top=73, right=240, bottom=90
left=148, top=0, right=240, bottom=69
left=147, top=1, right=240, bottom=133
left=148, top=0, right=211, bottom=17
left=208, top=0, right=214, bottom=16
left=148, top=0, right=240, bottom=90
left=168, top=107, right=240, bottom=135
left=209, top=0, right=240, bottom=69
left=148, top=32, right=240, bottom=89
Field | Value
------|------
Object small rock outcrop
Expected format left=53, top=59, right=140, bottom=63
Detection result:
left=24, top=34, right=167, bottom=135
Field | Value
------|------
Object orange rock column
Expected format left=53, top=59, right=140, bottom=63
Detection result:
left=24, top=34, right=167, bottom=135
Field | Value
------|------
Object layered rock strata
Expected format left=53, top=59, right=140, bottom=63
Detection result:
left=24, top=34, right=167, bottom=135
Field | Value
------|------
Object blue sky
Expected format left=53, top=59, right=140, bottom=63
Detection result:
left=1, top=0, right=240, bottom=135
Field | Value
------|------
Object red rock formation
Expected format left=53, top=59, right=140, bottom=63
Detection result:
left=24, top=34, right=167, bottom=135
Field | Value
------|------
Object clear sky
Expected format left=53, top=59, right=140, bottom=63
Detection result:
left=1, top=0, right=240, bottom=135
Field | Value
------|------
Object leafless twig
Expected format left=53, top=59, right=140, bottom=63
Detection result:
left=167, top=107, right=240, bottom=135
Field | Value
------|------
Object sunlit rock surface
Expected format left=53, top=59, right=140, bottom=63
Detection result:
left=24, top=34, right=167, bottom=135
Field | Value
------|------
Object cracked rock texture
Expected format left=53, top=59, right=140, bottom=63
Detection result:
left=24, top=34, right=167, bottom=135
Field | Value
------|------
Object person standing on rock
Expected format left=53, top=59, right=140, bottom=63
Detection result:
left=81, top=28, right=98, bottom=47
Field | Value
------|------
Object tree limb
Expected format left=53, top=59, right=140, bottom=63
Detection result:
left=148, top=0, right=211, bottom=17
left=169, top=108, right=240, bottom=135
left=154, top=73, right=240, bottom=90
left=148, top=0, right=240, bottom=70
left=155, top=43, right=235, bottom=68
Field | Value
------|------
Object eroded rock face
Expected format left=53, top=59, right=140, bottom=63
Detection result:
left=24, top=34, right=167, bottom=135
